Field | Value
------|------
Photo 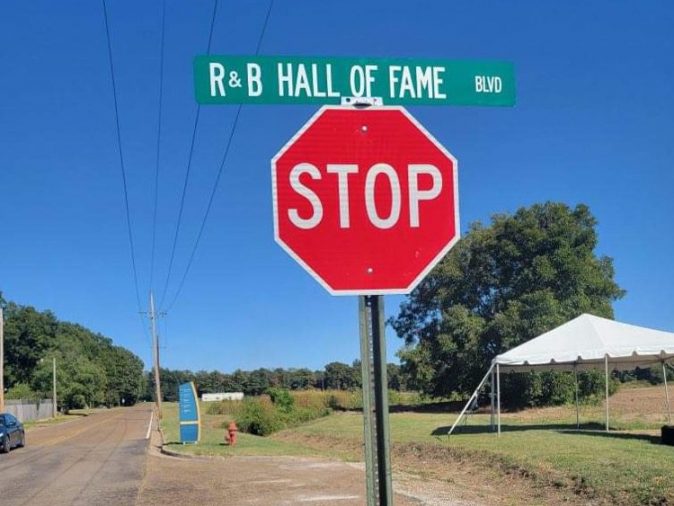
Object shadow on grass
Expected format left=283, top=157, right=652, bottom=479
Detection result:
left=558, top=429, right=661, bottom=444
left=433, top=423, right=661, bottom=444
left=63, top=411, right=92, bottom=417
left=390, top=401, right=466, bottom=413
left=332, top=401, right=467, bottom=414
left=433, top=422, right=603, bottom=436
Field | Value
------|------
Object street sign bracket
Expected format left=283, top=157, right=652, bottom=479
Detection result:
left=341, top=96, right=383, bottom=107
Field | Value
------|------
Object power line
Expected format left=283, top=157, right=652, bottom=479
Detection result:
left=157, top=0, right=219, bottom=310
left=102, top=0, right=150, bottom=346
left=149, top=0, right=167, bottom=291
left=162, top=0, right=275, bottom=313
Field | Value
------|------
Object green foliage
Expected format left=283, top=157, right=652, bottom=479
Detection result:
left=220, top=391, right=336, bottom=436
left=151, top=359, right=406, bottom=404
left=206, top=400, right=242, bottom=416
left=1, top=294, right=145, bottom=411
left=235, top=398, right=285, bottom=436
left=5, top=383, right=39, bottom=400
left=324, top=361, right=361, bottom=390
left=502, top=370, right=619, bottom=409
left=3, top=303, right=56, bottom=385
left=391, top=202, right=625, bottom=406
left=266, top=387, right=295, bottom=413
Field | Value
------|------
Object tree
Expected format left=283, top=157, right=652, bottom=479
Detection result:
left=386, top=363, right=405, bottom=391
left=285, top=368, right=315, bottom=390
left=391, top=202, right=625, bottom=404
left=101, top=346, right=145, bottom=406
left=245, top=369, right=272, bottom=396
left=3, top=303, right=57, bottom=385
left=324, top=362, right=359, bottom=390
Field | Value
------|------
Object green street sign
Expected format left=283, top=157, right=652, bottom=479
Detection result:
left=194, top=55, right=515, bottom=107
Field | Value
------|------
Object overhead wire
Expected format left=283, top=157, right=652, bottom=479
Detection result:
left=101, top=0, right=152, bottom=347
left=157, top=0, right=219, bottom=310
left=162, top=0, right=275, bottom=313
left=149, top=0, right=166, bottom=292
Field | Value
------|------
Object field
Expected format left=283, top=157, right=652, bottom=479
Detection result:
left=161, top=385, right=674, bottom=505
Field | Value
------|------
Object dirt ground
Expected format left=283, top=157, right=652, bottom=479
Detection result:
left=138, top=428, right=477, bottom=506
left=511, top=383, right=671, bottom=426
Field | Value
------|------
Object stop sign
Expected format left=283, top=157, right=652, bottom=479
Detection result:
left=272, top=106, right=459, bottom=295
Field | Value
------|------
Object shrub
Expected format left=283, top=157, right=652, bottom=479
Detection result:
left=5, top=383, right=40, bottom=401
left=502, top=370, right=620, bottom=409
left=227, top=390, right=335, bottom=436
left=206, top=400, right=243, bottom=416
left=266, top=388, right=295, bottom=413
left=234, top=398, right=285, bottom=436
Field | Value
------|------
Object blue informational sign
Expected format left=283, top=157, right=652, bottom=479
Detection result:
left=179, top=382, right=200, bottom=444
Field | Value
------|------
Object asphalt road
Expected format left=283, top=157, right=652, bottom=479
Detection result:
left=0, top=404, right=152, bottom=506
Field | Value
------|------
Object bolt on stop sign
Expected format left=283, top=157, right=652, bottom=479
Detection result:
left=272, top=106, right=459, bottom=295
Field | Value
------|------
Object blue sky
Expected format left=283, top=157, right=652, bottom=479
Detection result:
left=1, top=1, right=672, bottom=373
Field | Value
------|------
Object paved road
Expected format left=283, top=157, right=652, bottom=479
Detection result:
left=0, top=404, right=152, bottom=506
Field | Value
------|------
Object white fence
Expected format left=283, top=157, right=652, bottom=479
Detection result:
left=5, top=399, right=54, bottom=422
left=201, top=392, right=244, bottom=402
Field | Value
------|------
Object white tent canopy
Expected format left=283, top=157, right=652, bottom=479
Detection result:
left=449, top=314, right=674, bottom=436
left=495, top=314, right=674, bottom=371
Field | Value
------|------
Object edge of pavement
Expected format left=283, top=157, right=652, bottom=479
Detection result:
left=155, top=418, right=205, bottom=460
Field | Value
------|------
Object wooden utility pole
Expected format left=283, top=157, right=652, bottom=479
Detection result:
left=149, top=292, right=162, bottom=419
left=52, top=357, right=57, bottom=417
left=0, top=306, right=4, bottom=413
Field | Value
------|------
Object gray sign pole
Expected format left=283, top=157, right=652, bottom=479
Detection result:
left=359, top=295, right=393, bottom=505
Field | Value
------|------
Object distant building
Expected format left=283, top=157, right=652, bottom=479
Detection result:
left=201, top=392, right=244, bottom=402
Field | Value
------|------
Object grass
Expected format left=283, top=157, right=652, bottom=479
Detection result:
left=159, top=386, right=674, bottom=505
left=160, top=402, right=327, bottom=458
left=23, top=409, right=96, bottom=429
left=280, top=395, right=674, bottom=505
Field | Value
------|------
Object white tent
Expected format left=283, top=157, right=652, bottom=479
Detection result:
left=449, top=314, right=674, bottom=436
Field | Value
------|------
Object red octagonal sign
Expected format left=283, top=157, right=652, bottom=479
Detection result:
left=272, top=106, right=459, bottom=295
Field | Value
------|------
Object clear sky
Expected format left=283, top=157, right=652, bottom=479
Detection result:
left=1, top=1, right=672, bottom=373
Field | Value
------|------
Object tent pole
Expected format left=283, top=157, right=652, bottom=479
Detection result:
left=663, top=361, right=672, bottom=425
left=490, top=365, right=495, bottom=432
left=604, top=355, right=609, bottom=432
left=447, top=363, right=494, bottom=437
left=496, top=363, right=501, bottom=436
left=574, top=364, right=579, bottom=429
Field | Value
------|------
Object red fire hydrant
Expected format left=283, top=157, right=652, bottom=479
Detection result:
left=227, top=421, right=238, bottom=446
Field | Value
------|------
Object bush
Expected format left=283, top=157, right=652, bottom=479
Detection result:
left=502, top=370, right=619, bottom=409
left=227, top=390, right=337, bottom=436
left=234, top=397, right=285, bottom=436
left=266, top=388, right=295, bottom=413
left=206, top=400, right=243, bottom=416
left=327, top=390, right=361, bottom=410
left=5, top=383, right=40, bottom=401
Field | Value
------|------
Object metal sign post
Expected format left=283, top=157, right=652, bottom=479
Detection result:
left=359, top=295, right=393, bottom=506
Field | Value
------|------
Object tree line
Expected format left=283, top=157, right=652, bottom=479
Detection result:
left=145, top=361, right=407, bottom=402
left=0, top=293, right=145, bottom=411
